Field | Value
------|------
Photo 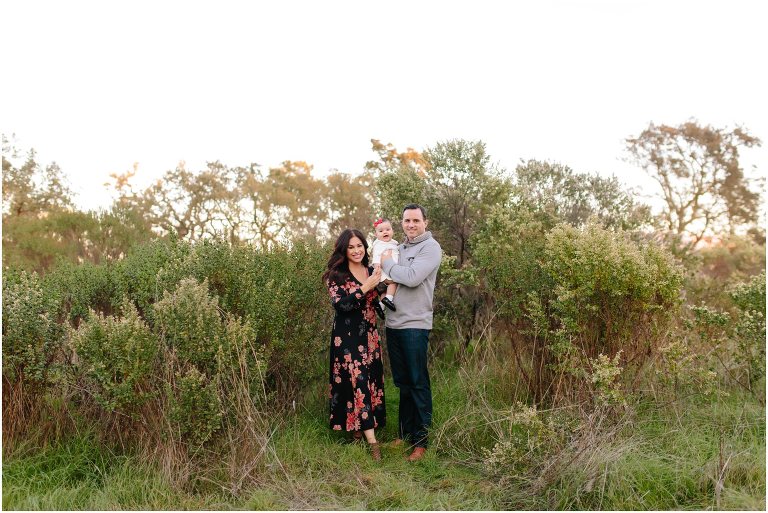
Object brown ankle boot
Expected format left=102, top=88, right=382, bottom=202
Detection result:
left=369, top=442, right=382, bottom=461
left=407, top=447, right=426, bottom=462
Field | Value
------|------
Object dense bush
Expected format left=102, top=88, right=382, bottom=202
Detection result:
left=154, top=278, right=224, bottom=375
left=729, top=272, right=766, bottom=393
left=543, top=222, right=683, bottom=361
left=2, top=270, right=63, bottom=386
left=70, top=299, right=158, bottom=414
left=2, top=270, right=66, bottom=444
left=475, top=214, right=684, bottom=403
left=167, top=366, right=223, bottom=448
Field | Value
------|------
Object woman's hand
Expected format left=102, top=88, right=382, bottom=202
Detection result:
left=361, top=267, right=382, bottom=293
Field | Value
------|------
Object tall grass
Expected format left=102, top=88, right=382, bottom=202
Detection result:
left=5, top=353, right=764, bottom=510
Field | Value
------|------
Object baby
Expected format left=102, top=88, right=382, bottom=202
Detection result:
left=370, top=217, right=399, bottom=312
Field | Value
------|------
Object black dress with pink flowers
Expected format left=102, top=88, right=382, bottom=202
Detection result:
left=327, top=268, right=386, bottom=433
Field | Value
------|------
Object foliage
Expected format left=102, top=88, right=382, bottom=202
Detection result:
left=374, top=165, right=428, bottom=224
left=2, top=270, right=63, bottom=386
left=154, top=278, right=224, bottom=375
left=625, top=120, right=763, bottom=249
left=684, top=235, right=766, bottom=309
left=512, top=159, right=651, bottom=231
left=481, top=402, right=564, bottom=481
left=167, top=367, right=223, bottom=448
left=2, top=135, right=73, bottom=216
left=729, top=273, right=766, bottom=392
left=423, top=140, right=512, bottom=266
left=70, top=299, right=158, bottom=413
left=325, top=170, right=377, bottom=236
left=476, top=217, right=684, bottom=403
left=588, top=351, right=627, bottom=407
left=544, top=222, right=683, bottom=356
left=656, top=335, right=719, bottom=397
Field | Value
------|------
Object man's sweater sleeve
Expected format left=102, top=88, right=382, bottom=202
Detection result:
left=381, top=242, right=441, bottom=287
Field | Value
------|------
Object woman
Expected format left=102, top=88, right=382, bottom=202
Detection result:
left=322, top=229, right=386, bottom=461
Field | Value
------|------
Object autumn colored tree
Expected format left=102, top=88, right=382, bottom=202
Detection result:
left=2, top=135, right=73, bottom=216
left=3, top=137, right=153, bottom=271
left=365, top=138, right=429, bottom=176
left=237, top=160, right=328, bottom=248
left=625, top=121, right=762, bottom=249
left=325, top=169, right=376, bottom=236
left=130, top=161, right=241, bottom=242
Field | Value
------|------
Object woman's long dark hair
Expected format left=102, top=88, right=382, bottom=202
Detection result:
left=322, top=229, right=369, bottom=284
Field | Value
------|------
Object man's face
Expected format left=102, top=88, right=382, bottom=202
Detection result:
left=402, top=208, right=427, bottom=240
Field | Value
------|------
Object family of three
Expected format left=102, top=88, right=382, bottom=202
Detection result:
left=322, top=203, right=442, bottom=462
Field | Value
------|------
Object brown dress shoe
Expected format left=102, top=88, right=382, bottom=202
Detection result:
left=369, top=442, right=382, bottom=461
left=407, top=447, right=426, bottom=462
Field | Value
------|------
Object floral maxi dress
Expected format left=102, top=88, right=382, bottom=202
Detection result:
left=327, top=268, right=386, bottom=433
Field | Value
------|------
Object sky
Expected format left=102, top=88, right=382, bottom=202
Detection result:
left=2, top=0, right=766, bottom=213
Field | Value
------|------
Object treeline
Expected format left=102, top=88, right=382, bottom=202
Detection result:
left=3, top=120, right=764, bottom=274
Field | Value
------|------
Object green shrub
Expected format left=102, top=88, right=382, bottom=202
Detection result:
left=44, top=261, right=116, bottom=323
left=167, top=366, right=223, bottom=448
left=482, top=402, right=564, bottom=482
left=475, top=215, right=684, bottom=403
left=656, top=336, right=719, bottom=397
left=70, top=298, right=158, bottom=414
left=2, top=270, right=63, bottom=386
left=543, top=221, right=683, bottom=358
left=110, top=236, right=190, bottom=325
left=153, top=278, right=223, bottom=375
left=729, top=273, right=766, bottom=391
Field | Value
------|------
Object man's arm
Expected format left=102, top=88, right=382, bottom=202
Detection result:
left=381, top=242, right=441, bottom=287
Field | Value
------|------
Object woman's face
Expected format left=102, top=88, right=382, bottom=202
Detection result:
left=346, top=236, right=366, bottom=265
left=375, top=221, right=393, bottom=242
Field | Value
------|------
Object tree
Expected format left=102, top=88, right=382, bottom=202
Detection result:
left=325, top=170, right=376, bottom=236
left=237, top=160, right=328, bottom=248
left=365, top=139, right=429, bottom=176
left=512, top=160, right=651, bottom=231
left=135, top=161, right=240, bottom=242
left=625, top=121, right=762, bottom=249
left=424, top=140, right=512, bottom=266
left=2, top=135, right=74, bottom=216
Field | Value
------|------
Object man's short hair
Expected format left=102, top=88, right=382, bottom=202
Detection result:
left=402, top=203, right=427, bottom=220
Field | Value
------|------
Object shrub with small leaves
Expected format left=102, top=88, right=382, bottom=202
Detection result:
left=167, top=366, right=223, bottom=448
left=2, top=270, right=63, bottom=386
left=544, top=222, right=683, bottom=358
left=70, top=298, right=158, bottom=414
left=729, top=272, right=766, bottom=390
left=154, top=278, right=223, bottom=375
left=482, top=402, right=563, bottom=481
left=588, top=351, right=627, bottom=407
left=657, top=336, right=719, bottom=397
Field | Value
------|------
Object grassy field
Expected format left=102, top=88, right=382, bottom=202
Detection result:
left=3, top=363, right=765, bottom=510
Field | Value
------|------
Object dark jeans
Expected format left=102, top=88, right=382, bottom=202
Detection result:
left=386, top=328, right=432, bottom=448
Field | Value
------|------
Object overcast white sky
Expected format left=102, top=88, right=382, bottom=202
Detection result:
left=2, top=0, right=766, bottom=212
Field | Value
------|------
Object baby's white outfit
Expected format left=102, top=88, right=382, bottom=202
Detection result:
left=370, top=238, right=399, bottom=282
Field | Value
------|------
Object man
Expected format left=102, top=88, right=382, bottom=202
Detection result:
left=380, top=203, right=442, bottom=462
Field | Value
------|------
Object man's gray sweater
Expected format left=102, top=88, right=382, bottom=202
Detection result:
left=381, top=231, right=442, bottom=330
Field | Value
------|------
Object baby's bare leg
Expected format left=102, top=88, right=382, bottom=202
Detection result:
left=386, top=282, right=397, bottom=297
